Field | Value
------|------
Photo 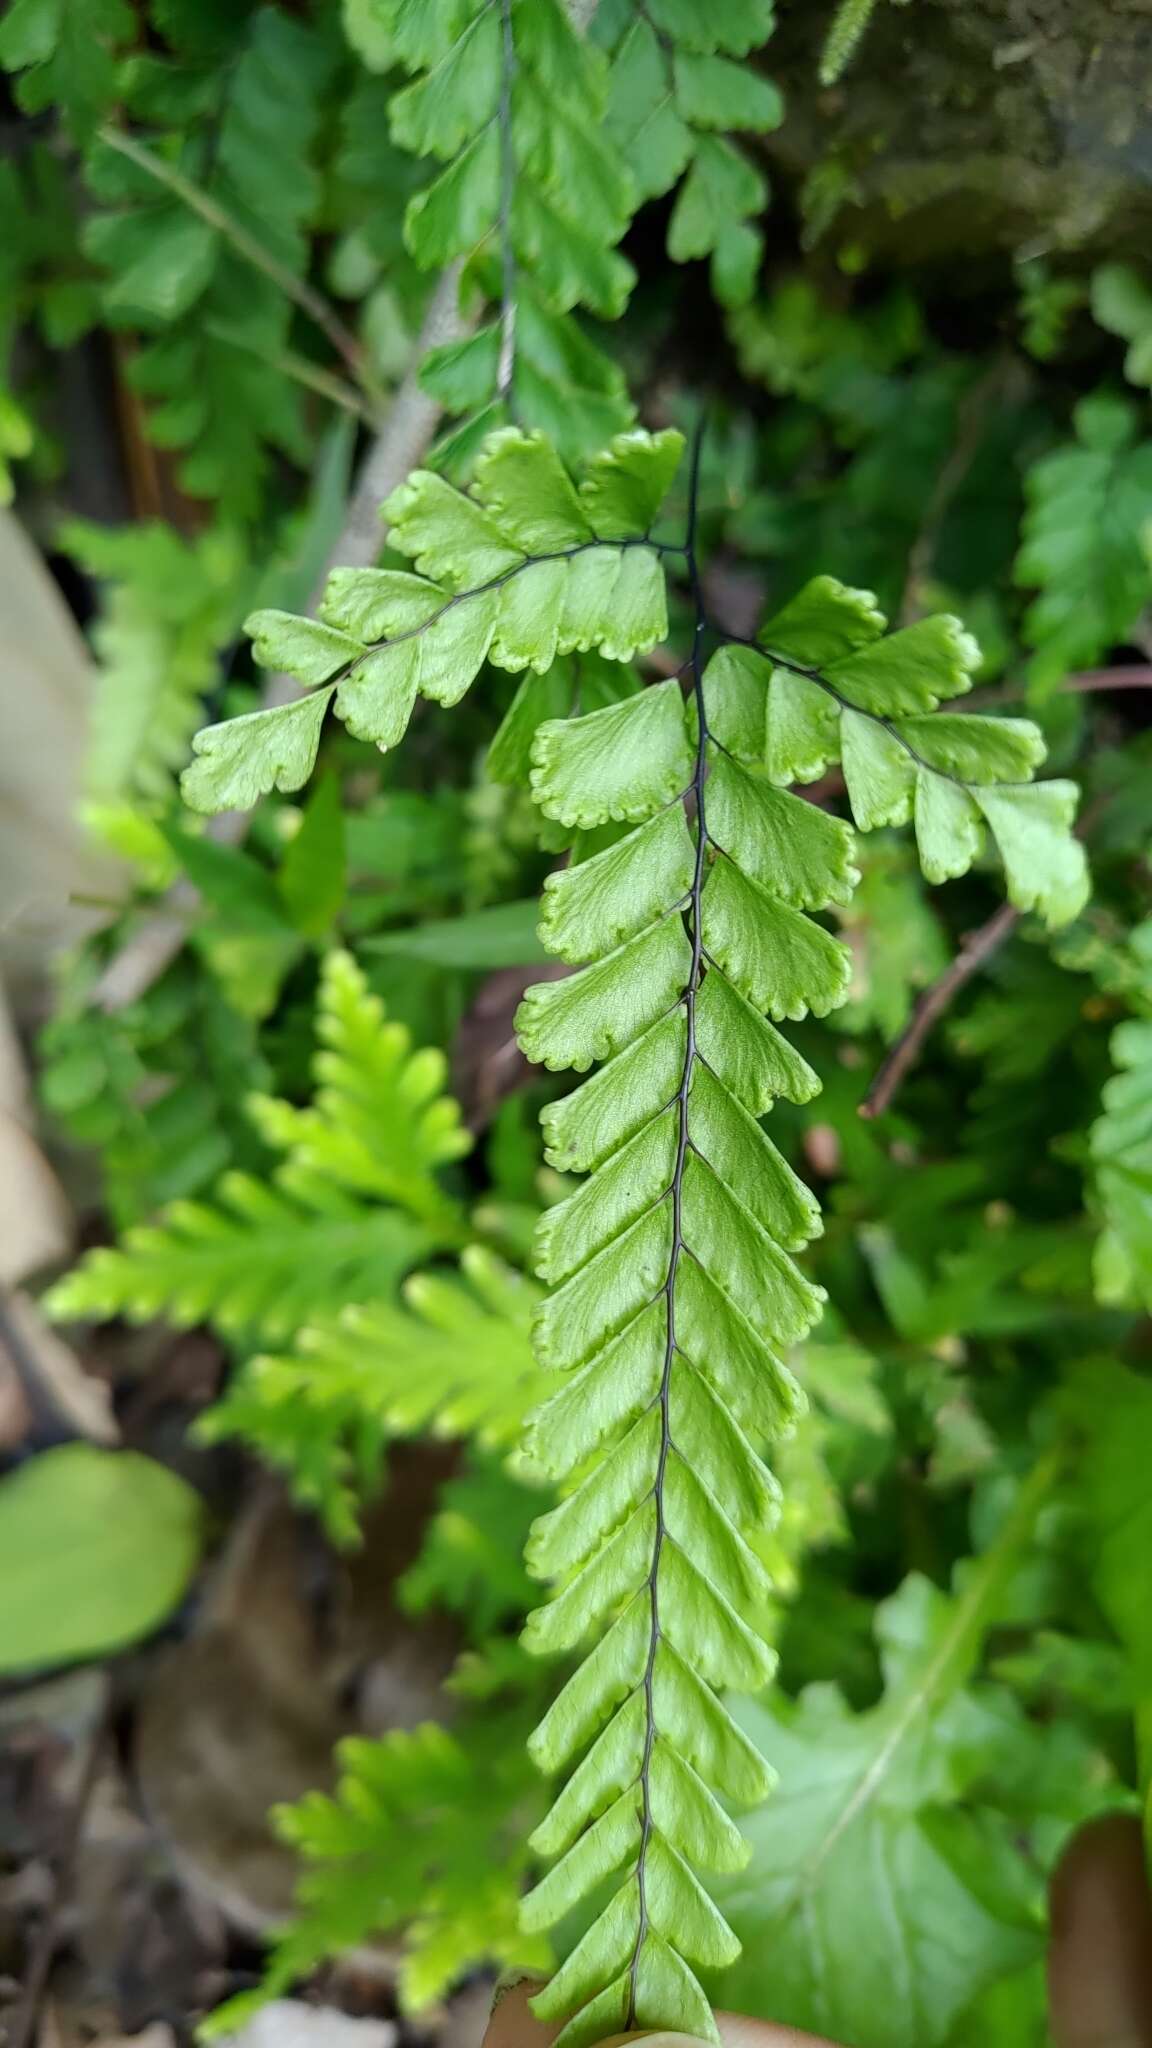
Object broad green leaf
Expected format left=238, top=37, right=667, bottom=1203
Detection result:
left=540, top=807, right=697, bottom=963
left=765, top=667, right=840, bottom=784
left=840, top=709, right=914, bottom=829
left=474, top=428, right=595, bottom=552
left=367, top=899, right=550, bottom=968
left=673, top=50, right=783, bottom=130
left=517, top=917, right=693, bottom=1071
left=825, top=614, right=981, bottom=717
left=0, top=1447, right=201, bottom=1673
left=706, top=751, right=859, bottom=908
left=701, top=859, right=853, bottom=1021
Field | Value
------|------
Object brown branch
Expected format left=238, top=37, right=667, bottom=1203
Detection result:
left=858, top=899, right=1020, bottom=1119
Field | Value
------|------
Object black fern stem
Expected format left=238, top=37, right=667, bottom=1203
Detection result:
left=627, top=414, right=711, bottom=2024
left=497, top=0, right=519, bottom=414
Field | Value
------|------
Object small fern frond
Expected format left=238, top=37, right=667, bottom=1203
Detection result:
left=45, top=1168, right=438, bottom=1344
left=181, top=427, right=683, bottom=816
left=713, top=576, right=1089, bottom=928
left=200, top=1246, right=545, bottom=1543
left=47, top=952, right=467, bottom=1345
left=247, top=950, right=470, bottom=1221
left=202, top=1716, right=549, bottom=2036
left=598, top=0, right=782, bottom=308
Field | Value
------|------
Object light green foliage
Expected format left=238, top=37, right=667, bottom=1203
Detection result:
left=203, top=1245, right=545, bottom=1546
left=0, top=1447, right=201, bottom=1674
left=1015, top=392, right=1152, bottom=695
left=818, top=0, right=880, bottom=86
left=64, top=518, right=249, bottom=810
left=183, top=428, right=681, bottom=810
left=204, top=1716, right=549, bottom=2032
left=596, top=0, right=782, bottom=307
left=514, top=629, right=856, bottom=2034
left=1090, top=1014, right=1152, bottom=1312
left=48, top=952, right=467, bottom=1345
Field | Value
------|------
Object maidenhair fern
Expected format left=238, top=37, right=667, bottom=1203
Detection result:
left=179, top=418, right=1088, bottom=2042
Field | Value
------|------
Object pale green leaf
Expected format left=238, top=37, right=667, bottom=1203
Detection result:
left=701, top=859, right=853, bottom=1021
left=840, top=708, right=914, bottom=829
left=913, top=770, right=983, bottom=883
left=0, top=1447, right=201, bottom=1674
left=974, top=780, right=1090, bottom=928
left=181, top=690, right=333, bottom=814
left=531, top=678, right=691, bottom=828
left=245, top=608, right=364, bottom=685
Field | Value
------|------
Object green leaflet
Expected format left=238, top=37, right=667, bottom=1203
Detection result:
left=182, top=428, right=682, bottom=809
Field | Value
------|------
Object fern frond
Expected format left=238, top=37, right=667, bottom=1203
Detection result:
left=202, top=1715, right=549, bottom=2035
left=1014, top=392, right=1152, bottom=696
left=598, top=0, right=782, bottom=307
left=248, top=949, right=470, bottom=1221
left=514, top=661, right=844, bottom=2044
left=383, top=0, right=633, bottom=317
left=713, top=577, right=1090, bottom=928
left=201, top=1245, right=545, bottom=1543
left=181, top=427, right=683, bottom=815
left=48, top=952, right=466, bottom=1346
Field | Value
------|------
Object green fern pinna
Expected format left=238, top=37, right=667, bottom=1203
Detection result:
left=176, top=422, right=1086, bottom=2044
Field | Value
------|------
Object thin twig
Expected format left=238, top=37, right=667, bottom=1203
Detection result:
left=98, top=127, right=384, bottom=409
left=8, top=1703, right=110, bottom=2048
left=858, top=900, right=1020, bottom=1119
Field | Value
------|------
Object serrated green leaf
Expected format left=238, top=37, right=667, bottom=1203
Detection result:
left=579, top=428, right=685, bottom=538
left=706, top=751, right=859, bottom=908
left=765, top=667, right=841, bottom=784
left=840, top=709, right=915, bottom=829
left=539, top=807, right=696, bottom=963
left=245, top=608, right=365, bottom=685
left=702, top=859, right=853, bottom=1021
left=181, top=690, right=333, bottom=814
left=760, top=574, right=886, bottom=667
left=531, top=678, right=690, bottom=828
left=974, top=780, right=1090, bottom=927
